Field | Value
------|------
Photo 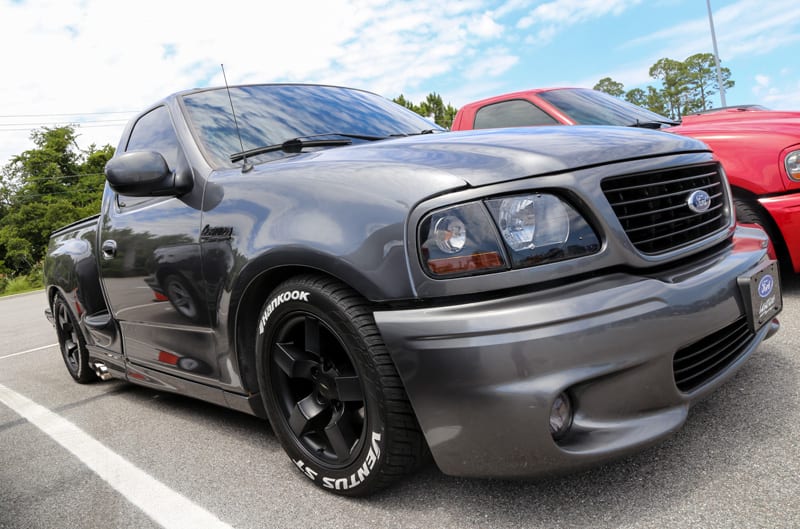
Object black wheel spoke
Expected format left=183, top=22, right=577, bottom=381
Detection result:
left=288, top=394, right=327, bottom=436
left=325, top=413, right=356, bottom=461
left=64, top=339, right=78, bottom=361
left=274, top=342, right=320, bottom=380
left=304, top=316, right=320, bottom=356
left=57, top=305, right=70, bottom=333
left=334, top=375, right=364, bottom=402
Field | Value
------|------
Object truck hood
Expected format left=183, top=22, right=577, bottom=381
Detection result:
left=676, top=110, right=800, bottom=134
left=305, top=126, right=709, bottom=187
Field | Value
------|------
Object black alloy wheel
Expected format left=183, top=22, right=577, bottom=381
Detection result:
left=256, top=275, right=427, bottom=496
left=53, top=294, right=97, bottom=383
left=270, top=313, right=365, bottom=467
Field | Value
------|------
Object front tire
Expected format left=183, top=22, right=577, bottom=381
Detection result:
left=256, top=275, right=426, bottom=496
left=53, top=294, right=97, bottom=384
left=735, top=197, right=787, bottom=265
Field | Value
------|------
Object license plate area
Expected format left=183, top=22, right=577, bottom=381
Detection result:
left=737, top=260, right=782, bottom=333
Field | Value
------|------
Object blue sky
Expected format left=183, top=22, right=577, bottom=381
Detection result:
left=1, top=0, right=798, bottom=166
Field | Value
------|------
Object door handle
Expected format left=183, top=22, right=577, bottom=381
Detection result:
left=101, top=240, right=117, bottom=260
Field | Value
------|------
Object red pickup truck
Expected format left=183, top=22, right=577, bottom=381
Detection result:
left=452, top=88, right=800, bottom=273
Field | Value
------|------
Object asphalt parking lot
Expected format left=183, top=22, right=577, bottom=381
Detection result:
left=1, top=278, right=799, bottom=529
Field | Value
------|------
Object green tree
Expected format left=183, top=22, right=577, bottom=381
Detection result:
left=624, top=87, right=647, bottom=107
left=598, top=53, right=735, bottom=118
left=649, top=58, right=688, bottom=120
left=393, top=92, right=458, bottom=129
left=0, top=126, right=114, bottom=276
left=644, top=86, right=670, bottom=117
left=683, top=52, right=734, bottom=112
left=594, top=77, right=625, bottom=97
left=392, top=94, right=418, bottom=113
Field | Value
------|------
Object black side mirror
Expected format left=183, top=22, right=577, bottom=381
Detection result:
left=105, top=151, right=192, bottom=197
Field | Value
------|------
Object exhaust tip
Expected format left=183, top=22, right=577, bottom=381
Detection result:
left=93, top=362, right=112, bottom=381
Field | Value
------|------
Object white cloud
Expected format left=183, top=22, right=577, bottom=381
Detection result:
left=467, top=12, right=504, bottom=38
left=0, top=0, right=506, bottom=164
left=754, top=75, right=771, bottom=90
left=516, top=0, right=641, bottom=42
left=463, top=48, right=519, bottom=80
left=751, top=75, right=800, bottom=109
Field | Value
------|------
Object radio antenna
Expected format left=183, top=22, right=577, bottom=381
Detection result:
left=221, top=64, right=253, bottom=173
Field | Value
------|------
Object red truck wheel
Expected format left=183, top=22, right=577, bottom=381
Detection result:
left=735, top=198, right=785, bottom=263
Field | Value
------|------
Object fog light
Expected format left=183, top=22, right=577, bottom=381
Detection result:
left=549, top=392, right=573, bottom=439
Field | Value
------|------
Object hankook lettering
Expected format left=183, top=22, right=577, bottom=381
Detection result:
left=258, top=291, right=310, bottom=334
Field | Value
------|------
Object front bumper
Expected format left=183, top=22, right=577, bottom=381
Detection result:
left=374, top=230, right=779, bottom=478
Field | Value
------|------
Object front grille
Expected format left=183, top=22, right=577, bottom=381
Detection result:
left=601, top=163, right=729, bottom=254
left=673, top=317, right=754, bottom=393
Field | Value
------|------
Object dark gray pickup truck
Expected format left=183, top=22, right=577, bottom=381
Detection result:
left=44, top=83, right=782, bottom=496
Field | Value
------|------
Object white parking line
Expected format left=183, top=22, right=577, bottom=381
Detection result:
left=0, top=382, right=236, bottom=529
left=0, top=343, right=57, bottom=360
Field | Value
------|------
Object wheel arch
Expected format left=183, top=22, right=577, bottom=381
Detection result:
left=731, top=187, right=790, bottom=263
left=234, top=264, right=379, bottom=395
left=48, top=285, right=82, bottom=328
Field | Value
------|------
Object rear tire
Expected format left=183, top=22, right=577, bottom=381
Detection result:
left=53, top=294, right=97, bottom=384
left=255, top=275, right=427, bottom=496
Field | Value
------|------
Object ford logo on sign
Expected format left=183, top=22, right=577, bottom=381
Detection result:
left=758, top=274, right=774, bottom=298
left=687, top=190, right=711, bottom=213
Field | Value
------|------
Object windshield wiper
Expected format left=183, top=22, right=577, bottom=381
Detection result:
left=390, top=129, right=441, bottom=137
left=628, top=119, right=680, bottom=129
left=304, top=132, right=389, bottom=141
left=230, top=139, right=349, bottom=162
left=230, top=132, right=389, bottom=163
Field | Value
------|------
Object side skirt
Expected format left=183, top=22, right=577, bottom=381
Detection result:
left=123, top=361, right=267, bottom=419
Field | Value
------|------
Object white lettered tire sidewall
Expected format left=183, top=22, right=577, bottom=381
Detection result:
left=255, top=277, right=391, bottom=496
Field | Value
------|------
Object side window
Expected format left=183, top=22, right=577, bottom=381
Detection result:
left=118, top=106, right=185, bottom=208
left=126, top=106, right=183, bottom=168
left=473, top=100, right=559, bottom=129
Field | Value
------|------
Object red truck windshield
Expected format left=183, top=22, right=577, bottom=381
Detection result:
left=538, top=88, right=676, bottom=127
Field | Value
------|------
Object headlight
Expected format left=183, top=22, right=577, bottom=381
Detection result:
left=492, top=194, right=570, bottom=251
left=785, top=150, right=800, bottom=181
left=419, top=202, right=507, bottom=277
left=486, top=193, right=600, bottom=268
left=419, top=193, right=600, bottom=278
left=433, top=215, right=467, bottom=254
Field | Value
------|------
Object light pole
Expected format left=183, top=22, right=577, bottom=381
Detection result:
left=706, top=0, right=727, bottom=107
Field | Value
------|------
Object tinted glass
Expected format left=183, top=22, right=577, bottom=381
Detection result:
left=181, top=85, right=442, bottom=167
left=537, top=88, right=672, bottom=126
left=474, top=99, right=558, bottom=129
left=126, top=106, right=183, bottom=170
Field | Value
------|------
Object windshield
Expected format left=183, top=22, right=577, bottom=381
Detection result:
left=537, top=88, right=674, bottom=126
left=181, top=84, right=442, bottom=168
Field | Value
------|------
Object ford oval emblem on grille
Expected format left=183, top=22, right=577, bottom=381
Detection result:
left=758, top=274, right=774, bottom=298
left=687, top=190, right=711, bottom=213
